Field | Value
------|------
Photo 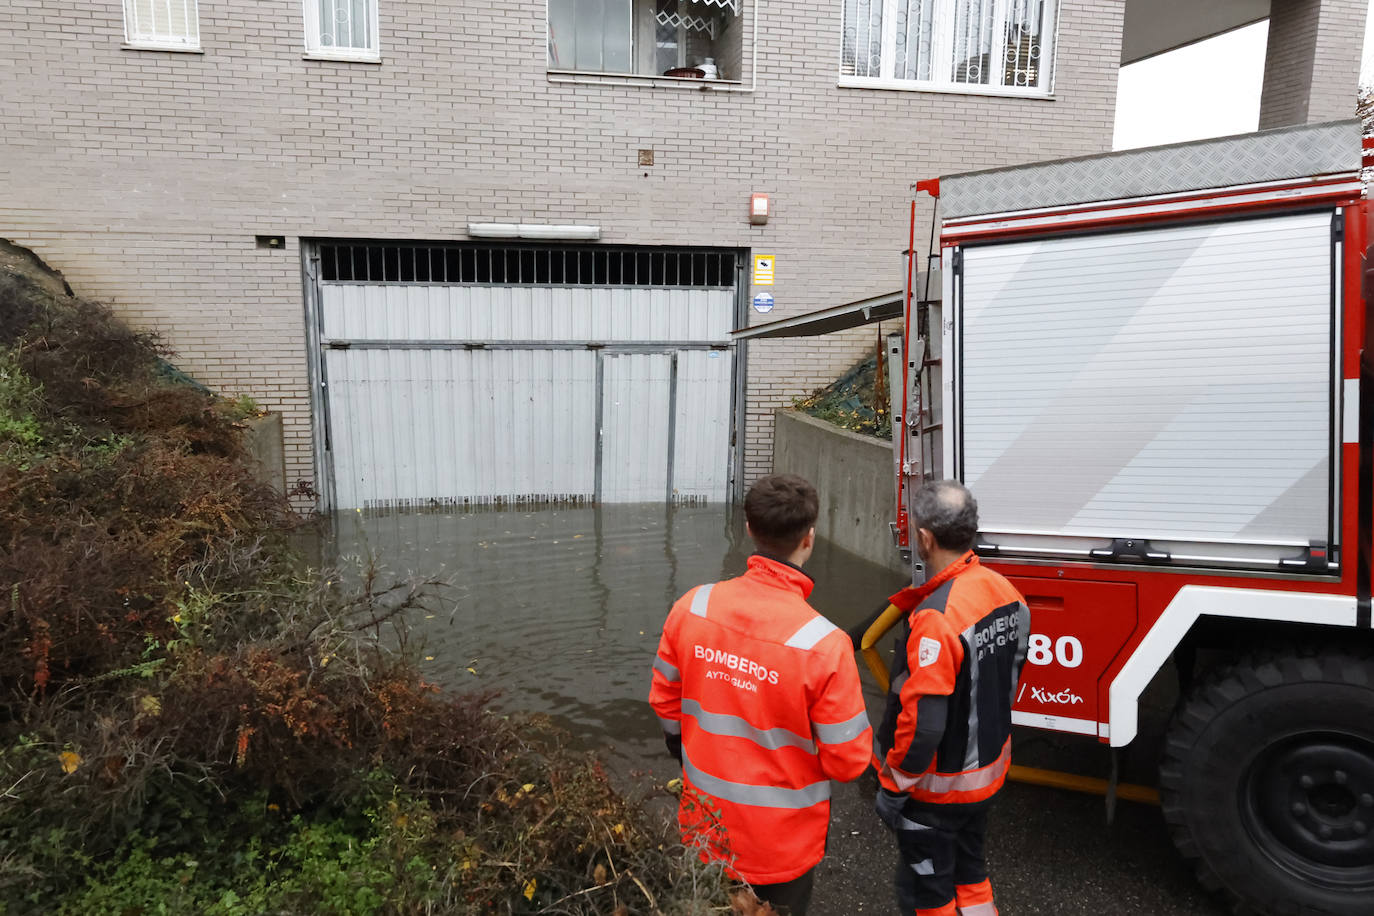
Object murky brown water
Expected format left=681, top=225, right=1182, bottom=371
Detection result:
left=326, top=503, right=907, bottom=772
left=323, top=506, right=1228, bottom=915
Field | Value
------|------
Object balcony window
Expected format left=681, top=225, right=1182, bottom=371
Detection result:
left=548, top=0, right=743, bottom=80
left=841, top=0, right=1056, bottom=95
left=123, top=0, right=200, bottom=50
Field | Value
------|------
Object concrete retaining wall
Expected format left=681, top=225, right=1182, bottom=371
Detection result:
left=772, top=409, right=905, bottom=574
left=242, top=413, right=287, bottom=497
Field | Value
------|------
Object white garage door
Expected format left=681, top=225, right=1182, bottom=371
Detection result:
left=312, top=244, right=738, bottom=510
left=950, top=210, right=1339, bottom=566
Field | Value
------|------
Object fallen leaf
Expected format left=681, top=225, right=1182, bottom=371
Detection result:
left=466, top=667, right=477, bottom=675
left=523, top=878, right=537, bottom=901
left=58, top=751, right=82, bottom=774
left=593, top=863, right=608, bottom=885
left=424, top=655, right=435, bottom=661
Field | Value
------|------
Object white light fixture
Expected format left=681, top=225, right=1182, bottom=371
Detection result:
left=467, top=223, right=601, bottom=241
left=749, top=193, right=770, bottom=225
left=465, top=223, right=519, bottom=239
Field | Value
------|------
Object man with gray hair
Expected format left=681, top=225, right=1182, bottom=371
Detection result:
left=872, top=480, right=1030, bottom=916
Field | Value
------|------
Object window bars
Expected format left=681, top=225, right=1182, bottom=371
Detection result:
left=123, top=0, right=200, bottom=48
left=306, top=0, right=377, bottom=55
left=842, top=0, right=1051, bottom=92
left=318, top=243, right=738, bottom=288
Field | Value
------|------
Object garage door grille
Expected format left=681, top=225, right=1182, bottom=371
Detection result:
left=318, top=243, right=737, bottom=288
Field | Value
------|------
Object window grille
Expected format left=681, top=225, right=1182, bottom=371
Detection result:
left=123, top=0, right=199, bottom=48
left=548, top=0, right=742, bottom=78
left=305, top=0, right=378, bottom=56
left=842, top=0, right=1052, bottom=92
left=317, top=243, right=738, bottom=288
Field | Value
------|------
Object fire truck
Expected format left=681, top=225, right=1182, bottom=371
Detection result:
left=878, top=120, right=1372, bottom=915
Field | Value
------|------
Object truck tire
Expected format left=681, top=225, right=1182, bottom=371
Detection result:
left=1160, top=648, right=1374, bottom=915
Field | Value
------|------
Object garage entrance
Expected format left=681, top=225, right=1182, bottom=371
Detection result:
left=304, top=242, right=742, bottom=510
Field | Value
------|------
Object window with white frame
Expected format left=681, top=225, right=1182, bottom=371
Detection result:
left=841, top=0, right=1055, bottom=94
left=123, top=0, right=200, bottom=50
left=304, top=0, right=379, bottom=58
left=547, top=0, right=743, bottom=79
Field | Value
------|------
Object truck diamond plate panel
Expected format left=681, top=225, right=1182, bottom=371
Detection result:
left=940, top=120, right=1360, bottom=219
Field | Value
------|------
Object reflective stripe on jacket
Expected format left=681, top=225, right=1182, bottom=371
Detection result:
left=875, top=552, right=1030, bottom=806
left=648, top=555, right=872, bottom=884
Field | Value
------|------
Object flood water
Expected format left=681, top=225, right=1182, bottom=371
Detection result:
left=327, top=503, right=908, bottom=773
left=324, top=506, right=1231, bottom=915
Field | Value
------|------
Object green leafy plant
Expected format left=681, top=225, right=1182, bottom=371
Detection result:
left=219, top=394, right=264, bottom=422
left=793, top=354, right=892, bottom=439
left=0, top=354, right=43, bottom=466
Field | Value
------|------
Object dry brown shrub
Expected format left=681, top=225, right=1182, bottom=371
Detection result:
left=0, top=265, right=739, bottom=913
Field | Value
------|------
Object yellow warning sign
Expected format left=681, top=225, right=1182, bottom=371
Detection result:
left=753, top=254, right=775, bottom=286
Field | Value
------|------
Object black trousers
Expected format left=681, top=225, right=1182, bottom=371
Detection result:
left=891, top=798, right=993, bottom=914
left=752, top=867, right=815, bottom=916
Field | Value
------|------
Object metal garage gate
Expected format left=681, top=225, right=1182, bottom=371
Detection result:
left=305, top=243, right=742, bottom=510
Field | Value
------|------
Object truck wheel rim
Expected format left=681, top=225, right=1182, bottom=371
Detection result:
left=1242, top=731, right=1374, bottom=889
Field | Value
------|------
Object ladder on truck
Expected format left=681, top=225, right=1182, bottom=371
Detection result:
left=889, top=205, right=943, bottom=587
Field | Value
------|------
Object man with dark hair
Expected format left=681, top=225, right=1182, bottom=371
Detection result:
left=649, top=473, right=872, bottom=915
left=873, top=480, right=1030, bottom=916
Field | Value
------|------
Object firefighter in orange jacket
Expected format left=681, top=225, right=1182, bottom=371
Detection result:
left=649, top=474, right=872, bottom=916
left=874, top=480, right=1030, bottom=916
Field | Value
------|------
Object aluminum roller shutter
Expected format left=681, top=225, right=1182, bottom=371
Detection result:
left=955, top=210, right=1336, bottom=563
left=312, top=245, right=739, bottom=510
left=325, top=348, right=599, bottom=510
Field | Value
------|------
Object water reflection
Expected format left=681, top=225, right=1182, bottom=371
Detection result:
left=326, top=503, right=907, bottom=772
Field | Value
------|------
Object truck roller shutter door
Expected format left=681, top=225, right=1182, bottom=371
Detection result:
left=956, top=210, right=1336, bottom=568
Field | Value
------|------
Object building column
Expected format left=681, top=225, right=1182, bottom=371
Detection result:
left=1258, top=0, right=1365, bottom=128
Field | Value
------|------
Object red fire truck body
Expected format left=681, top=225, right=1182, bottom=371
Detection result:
left=893, top=120, right=1372, bottom=914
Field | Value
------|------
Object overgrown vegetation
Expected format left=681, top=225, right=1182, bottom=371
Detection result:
left=0, top=260, right=743, bottom=914
left=793, top=353, right=891, bottom=439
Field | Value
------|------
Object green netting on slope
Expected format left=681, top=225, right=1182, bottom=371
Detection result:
left=793, top=354, right=892, bottom=439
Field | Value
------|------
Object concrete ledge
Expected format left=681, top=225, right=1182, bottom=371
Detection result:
left=772, top=409, right=905, bottom=574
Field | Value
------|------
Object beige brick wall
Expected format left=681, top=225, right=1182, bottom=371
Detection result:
left=1, top=0, right=1125, bottom=503
left=1260, top=0, right=1364, bottom=128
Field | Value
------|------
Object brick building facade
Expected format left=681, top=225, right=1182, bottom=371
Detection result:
left=0, top=0, right=1361, bottom=506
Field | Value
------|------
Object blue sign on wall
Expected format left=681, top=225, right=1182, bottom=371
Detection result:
left=752, top=292, right=775, bottom=313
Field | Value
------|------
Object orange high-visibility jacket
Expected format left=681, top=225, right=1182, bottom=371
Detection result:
left=874, top=552, right=1030, bottom=806
left=649, top=555, right=872, bottom=884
